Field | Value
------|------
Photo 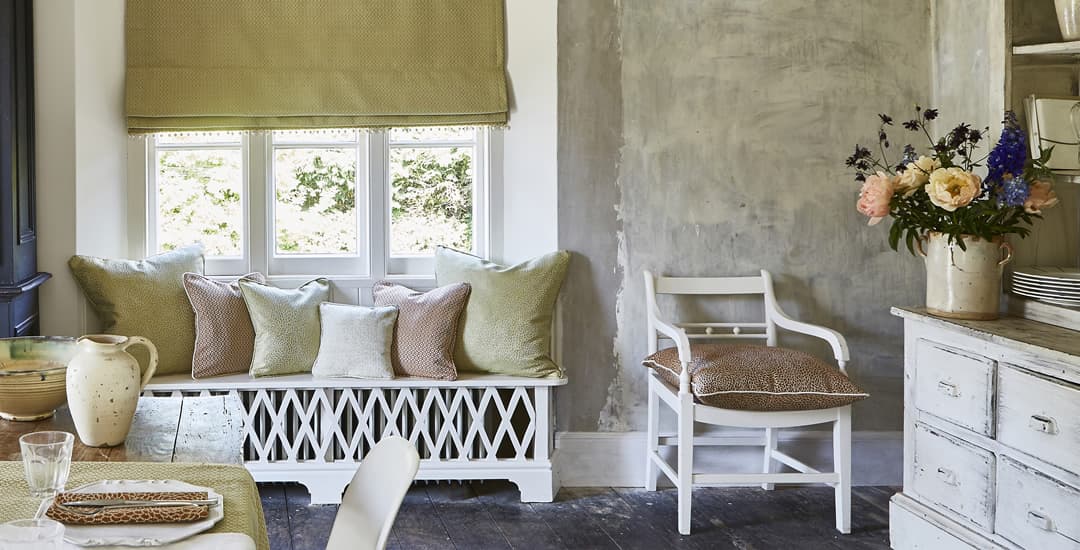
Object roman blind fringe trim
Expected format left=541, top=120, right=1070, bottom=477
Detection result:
left=125, top=0, right=509, bottom=134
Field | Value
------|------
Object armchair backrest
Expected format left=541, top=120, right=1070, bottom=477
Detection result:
left=643, top=270, right=781, bottom=356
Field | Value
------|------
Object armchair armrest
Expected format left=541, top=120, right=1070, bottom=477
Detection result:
left=761, top=270, right=850, bottom=367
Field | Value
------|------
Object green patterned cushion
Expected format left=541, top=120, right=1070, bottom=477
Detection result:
left=68, top=246, right=205, bottom=376
left=434, top=247, right=570, bottom=378
left=239, top=278, right=330, bottom=377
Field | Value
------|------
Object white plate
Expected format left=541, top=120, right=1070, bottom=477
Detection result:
left=1013, top=266, right=1080, bottom=282
left=1012, top=272, right=1080, bottom=287
left=1010, top=280, right=1080, bottom=298
left=36, top=480, right=223, bottom=547
left=1009, top=288, right=1080, bottom=307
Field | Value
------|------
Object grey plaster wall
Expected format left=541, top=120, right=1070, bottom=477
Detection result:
left=558, top=0, right=933, bottom=432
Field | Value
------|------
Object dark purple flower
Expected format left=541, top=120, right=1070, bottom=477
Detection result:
left=923, top=109, right=939, bottom=121
left=879, top=114, right=893, bottom=125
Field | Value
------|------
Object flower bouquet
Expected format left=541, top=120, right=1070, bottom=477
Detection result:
left=847, top=107, right=1059, bottom=319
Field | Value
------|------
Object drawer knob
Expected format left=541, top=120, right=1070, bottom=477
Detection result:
left=1028, top=414, right=1057, bottom=434
left=936, top=467, right=959, bottom=486
left=936, top=381, right=960, bottom=398
left=1027, top=510, right=1055, bottom=532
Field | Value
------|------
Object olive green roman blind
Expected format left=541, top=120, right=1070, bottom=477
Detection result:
left=125, top=0, right=508, bottom=133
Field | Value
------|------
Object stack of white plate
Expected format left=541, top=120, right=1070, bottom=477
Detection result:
left=1010, top=267, right=1080, bottom=307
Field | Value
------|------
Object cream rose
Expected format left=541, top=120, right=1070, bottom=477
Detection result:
left=1024, top=180, right=1059, bottom=214
left=896, top=156, right=940, bottom=196
left=925, top=167, right=982, bottom=211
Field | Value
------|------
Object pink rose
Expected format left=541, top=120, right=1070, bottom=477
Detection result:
left=1024, top=180, right=1059, bottom=214
left=856, top=171, right=896, bottom=226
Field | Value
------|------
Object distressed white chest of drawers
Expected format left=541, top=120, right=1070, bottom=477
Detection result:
left=890, top=307, right=1080, bottom=550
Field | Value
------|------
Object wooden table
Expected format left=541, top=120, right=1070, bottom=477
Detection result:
left=0, top=395, right=245, bottom=464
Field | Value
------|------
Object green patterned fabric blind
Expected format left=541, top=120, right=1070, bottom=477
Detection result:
left=125, top=0, right=508, bottom=133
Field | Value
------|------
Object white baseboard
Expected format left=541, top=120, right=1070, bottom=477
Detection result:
left=555, top=430, right=902, bottom=487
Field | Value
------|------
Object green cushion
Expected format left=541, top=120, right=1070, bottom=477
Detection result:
left=239, top=278, right=330, bottom=377
left=434, top=247, right=570, bottom=378
left=68, top=246, right=205, bottom=376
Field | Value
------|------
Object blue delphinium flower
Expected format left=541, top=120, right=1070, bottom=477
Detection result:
left=986, top=111, right=1027, bottom=187
left=998, top=176, right=1030, bottom=207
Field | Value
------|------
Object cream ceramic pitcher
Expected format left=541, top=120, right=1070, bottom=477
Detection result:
left=66, top=335, right=158, bottom=447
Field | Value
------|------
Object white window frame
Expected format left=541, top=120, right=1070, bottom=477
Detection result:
left=128, top=128, right=497, bottom=290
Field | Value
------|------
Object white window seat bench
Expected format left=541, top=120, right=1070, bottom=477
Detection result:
left=143, top=372, right=567, bottom=504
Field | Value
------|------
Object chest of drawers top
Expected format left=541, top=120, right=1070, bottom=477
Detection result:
left=892, top=307, right=1080, bottom=384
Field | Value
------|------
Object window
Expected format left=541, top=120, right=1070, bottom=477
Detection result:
left=140, top=128, right=491, bottom=280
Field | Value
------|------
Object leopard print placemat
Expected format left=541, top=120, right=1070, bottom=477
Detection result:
left=46, top=491, right=211, bottom=525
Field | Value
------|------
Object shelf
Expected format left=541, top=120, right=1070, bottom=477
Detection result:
left=1013, top=40, right=1080, bottom=56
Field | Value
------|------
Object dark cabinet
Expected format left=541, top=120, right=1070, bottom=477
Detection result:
left=0, top=0, right=48, bottom=337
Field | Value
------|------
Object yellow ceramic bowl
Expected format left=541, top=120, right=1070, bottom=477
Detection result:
left=0, top=337, right=77, bottom=421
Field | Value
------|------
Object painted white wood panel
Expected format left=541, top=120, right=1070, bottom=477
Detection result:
left=915, top=340, right=995, bottom=436
left=911, top=423, right=995, bottom=530
left=996, top=456, right=1080, bottom=550
left=889, top=496, right=980, bottom=550
left=997, top=364, right=1080, bottom=476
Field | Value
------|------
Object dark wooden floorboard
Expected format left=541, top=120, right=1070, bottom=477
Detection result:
left=390, top=485, right=454, bottom=550
left=258, top=484, right=292, bottom=550
left=260, top=483, right=895, bottom=550
left=472, top=481, right=567, bottom=550
left=284, top=484, right=338, bottom=550
left=613, top=487, right=738, bottom=549
left=528, top=487, right=621, bottom=549
left=425, top=482, right=512, bottom=549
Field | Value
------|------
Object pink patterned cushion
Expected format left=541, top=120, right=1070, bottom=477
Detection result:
left=184, top=272, right=265, bottom=378
left=372, top=281, right=471, bottom=380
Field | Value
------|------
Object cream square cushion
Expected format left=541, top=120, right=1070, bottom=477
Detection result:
left=68, top=246, right=204, bottom=376
left=312, top=302, right=398, bottom=380
left=239, top=278, right=330, bottom=377
left=184, top=272, right=266, bottom=379
left=643, top=344, right=868, bottom=411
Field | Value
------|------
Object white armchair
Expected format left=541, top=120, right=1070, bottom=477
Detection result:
left=643, top=269, right=854, bottom=535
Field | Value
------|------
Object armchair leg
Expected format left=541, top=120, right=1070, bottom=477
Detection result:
left=761, top=427, right=778, bottom=490
left=645, top=381, right=659, bottom=491
left=833, top=406, right=852, bottom=534
left=677, top=395, right=694, bottom=535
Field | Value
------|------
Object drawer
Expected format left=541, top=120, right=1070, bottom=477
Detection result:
left=912, top=423, right=995, bottom=530
left=915, top=340, right=995, bottom=436
left=996, top=456, right=1080, bottom=550
left=997, top=365, right=1080, bottom=475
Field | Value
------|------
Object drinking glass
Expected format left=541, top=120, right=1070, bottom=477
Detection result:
left=0, top=519, right=65, bottom=550
left=18, top=431, right=73, bottom=498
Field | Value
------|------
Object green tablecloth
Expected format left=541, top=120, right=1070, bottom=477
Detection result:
left=0, top=462, right=269, bottom=550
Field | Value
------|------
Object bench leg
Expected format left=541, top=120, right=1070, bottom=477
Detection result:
left=301, top=477, right=350, bottom=505
left=510, top=470, right=558, bottom=502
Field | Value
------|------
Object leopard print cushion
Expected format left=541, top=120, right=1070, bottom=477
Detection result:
left=46, top=491, right=210, bottom=525
left=642, top=344, right=868, bottom=411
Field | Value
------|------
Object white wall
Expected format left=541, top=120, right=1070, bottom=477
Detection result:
left=498, top=0, right=559, bottom=263
left=34, top=0, right=128, bottom=336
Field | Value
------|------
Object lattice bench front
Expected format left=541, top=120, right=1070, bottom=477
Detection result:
left=143, top=373, right=566, bottom=504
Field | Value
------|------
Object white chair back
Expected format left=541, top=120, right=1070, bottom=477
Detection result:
left=643, top=270, right=780, bottom=356
left=325, top=436, right=420, bottom=550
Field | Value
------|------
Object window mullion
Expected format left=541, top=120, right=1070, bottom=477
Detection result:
left=369, top=131, right=389, bottom=282
left=247, top=133, right=269, bottom=275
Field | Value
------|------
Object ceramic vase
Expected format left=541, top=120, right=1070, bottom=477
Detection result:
left=919, top=232, right=1013, bottom=320
left=65, top=335, right=158, bottom=447
left=1058, top=0, right=1080, bottom=40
